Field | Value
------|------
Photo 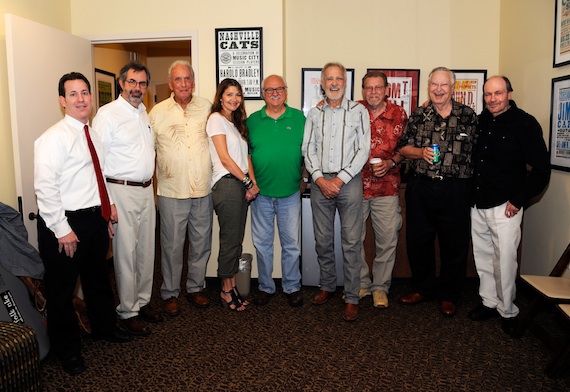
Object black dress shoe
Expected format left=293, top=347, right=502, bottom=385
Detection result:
left=252, top=291, right=274, bottom=306
left=468, top=303, right=499, bottom=321
left=501, top=316, right=518, bottom=336
left=286, top=291, right=304, bottom=307
left=140, top=304, right=164, bottom=323
left=61, top=354, right=86, bottom=376
left=103, top=327, right=134, bottom=343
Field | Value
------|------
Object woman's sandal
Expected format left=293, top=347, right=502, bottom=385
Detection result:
left=220, top=289, right=246, bottom=311
left=232, top=286, right=249, bottom=306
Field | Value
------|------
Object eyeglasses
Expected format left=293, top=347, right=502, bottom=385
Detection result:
left=263, top=86, right=287, bottom=94
left=363, top=86, right=386, bottom=92
left=125, top=79, right=148, bottom=88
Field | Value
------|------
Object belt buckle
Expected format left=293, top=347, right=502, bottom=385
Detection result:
left=434, top=175, right=444, bottom=181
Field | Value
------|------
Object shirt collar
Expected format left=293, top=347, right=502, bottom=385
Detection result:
left=260, top=103, right=291, bottom=120
left=118, top=94, right=147, bottom=113
left=323, top=96, right=349, bottom=110
left=64, top=114, right=89, bottom=130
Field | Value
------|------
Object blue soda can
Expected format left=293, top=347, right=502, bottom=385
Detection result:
left=431, top=144, right=440, bottom=163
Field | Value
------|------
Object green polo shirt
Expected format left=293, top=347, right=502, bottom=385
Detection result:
left=247, top=104, right=306, bottom=198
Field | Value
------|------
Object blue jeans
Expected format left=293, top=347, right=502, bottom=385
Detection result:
left=251, top=191, right=302, bottom=295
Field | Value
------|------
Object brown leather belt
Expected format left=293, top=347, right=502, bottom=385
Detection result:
left=106, top=178, right=152, bottom=188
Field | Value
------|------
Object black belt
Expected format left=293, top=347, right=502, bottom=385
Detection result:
left=417, top=174, right=470, bottom=182
left=65, top=206, right=101, bottom=216
left=106, top=178, right=152, bottom=188
left=221, top=173, right=247, bottom=181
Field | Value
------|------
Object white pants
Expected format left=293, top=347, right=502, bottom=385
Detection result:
left=108, top=183, right=156, bottom=319
left=471, top=202, right=523, bottom=318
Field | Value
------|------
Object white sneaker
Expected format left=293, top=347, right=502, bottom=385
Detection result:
left=373, top=290, right=388, bottom=308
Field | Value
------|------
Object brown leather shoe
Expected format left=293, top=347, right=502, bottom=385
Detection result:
left=164, top=297, right=180, bottom=317
left=140, top=304, right=164, bottom=323
left=399, top=292, right=426, bottom=305
left=120, top=316, right=151, bottom=336
left=343, top=303, right=359, bottom=322
left=187, top=292, right=210, bottom=308
left=312, top=290, right=333, bottom=305
left=439, top=301, right=457, bottom=317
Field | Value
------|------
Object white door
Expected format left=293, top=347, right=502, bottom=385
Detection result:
left=5, top=14, right=93, bottom=248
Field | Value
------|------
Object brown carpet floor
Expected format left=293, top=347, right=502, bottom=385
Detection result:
left=39, top=268, right=570, bottom=391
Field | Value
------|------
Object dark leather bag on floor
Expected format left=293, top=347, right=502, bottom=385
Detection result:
left=0, top=263, right=50, bottom=360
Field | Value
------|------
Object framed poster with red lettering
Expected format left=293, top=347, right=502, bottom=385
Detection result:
left=366, top=69, right=420, bottom=117
left=301, top=67, right=355, bottom=116
left=451, top=69, right=487, bottom=114
left=215, top=27, right=263, bottom=100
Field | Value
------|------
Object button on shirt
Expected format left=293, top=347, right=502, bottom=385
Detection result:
left=150, top=93, right=212, bottom=198
left=302, top=98, right=370, bottom=184
left=92, top=95, right=155, bottom=182
left=398, top=100, right=477, bottom=179
left=34, top=115, right=105, bottom=238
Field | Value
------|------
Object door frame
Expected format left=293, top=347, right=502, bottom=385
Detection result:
left=86, top=30, right=200, bottom=94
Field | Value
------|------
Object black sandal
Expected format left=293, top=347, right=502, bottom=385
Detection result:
left=232, top=286, right=249, bottom=306
left=220, top=289, right=246, bottom=311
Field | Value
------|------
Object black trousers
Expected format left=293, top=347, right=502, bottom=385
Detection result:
left=37, top=208, right=116, bottom=359
left=405, top=176, right=472, bottom=302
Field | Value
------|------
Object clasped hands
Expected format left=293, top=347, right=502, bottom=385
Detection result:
left=315, top=177, right=344, bottom=199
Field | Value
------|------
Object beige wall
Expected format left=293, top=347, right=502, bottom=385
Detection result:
left=500, top=0, right=570, bottom=276
left=0, top=0, right=566, bottom=276
left=0, top=0, right=71, bottom=208
left=285, top=0, right=500, bottom=107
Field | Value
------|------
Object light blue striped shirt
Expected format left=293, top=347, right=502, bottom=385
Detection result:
left=302, top=97, right=370, bottom=184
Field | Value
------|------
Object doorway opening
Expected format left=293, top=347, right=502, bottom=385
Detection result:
left=93, top=40, right=191, bottom=111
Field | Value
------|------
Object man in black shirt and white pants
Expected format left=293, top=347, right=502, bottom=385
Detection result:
left=468, top=76, right=551, bottom=335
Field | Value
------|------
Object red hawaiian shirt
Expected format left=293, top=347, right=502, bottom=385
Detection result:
left=359, top=100, right=408, bottom=199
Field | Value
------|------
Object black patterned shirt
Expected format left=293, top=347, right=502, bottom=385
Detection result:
left=397, top=100, right=478, bottom=179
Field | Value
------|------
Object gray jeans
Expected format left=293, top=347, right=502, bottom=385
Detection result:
left=310, top=173, right=363, bottom=304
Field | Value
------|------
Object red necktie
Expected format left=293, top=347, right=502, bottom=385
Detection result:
left=84, top=125, right=111, bottom=221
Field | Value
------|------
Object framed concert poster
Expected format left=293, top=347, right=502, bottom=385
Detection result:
left=550, top=75, right=570, bottom=171
left=554, top=0, right=570, bottom=67
left=451, top=69, right=487, bottom=114
left=366, top=68, right=420, bottom=117
left=215, top=27, right=263, bottom=100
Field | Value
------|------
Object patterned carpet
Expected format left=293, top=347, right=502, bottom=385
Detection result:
left=39, top=273, right=570, bottom=391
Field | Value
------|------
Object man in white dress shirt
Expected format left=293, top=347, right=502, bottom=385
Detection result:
left=93, top=62, right=162, bottom=336
left=35, top=72, right=131, bottom=375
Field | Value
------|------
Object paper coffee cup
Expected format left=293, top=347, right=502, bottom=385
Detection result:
left=369, top=158, right=382, bottom=165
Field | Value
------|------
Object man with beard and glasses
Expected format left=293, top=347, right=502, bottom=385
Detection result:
left=302, top=62, right=370, bottom=322
left=93, top=62, right=162, bottom=337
